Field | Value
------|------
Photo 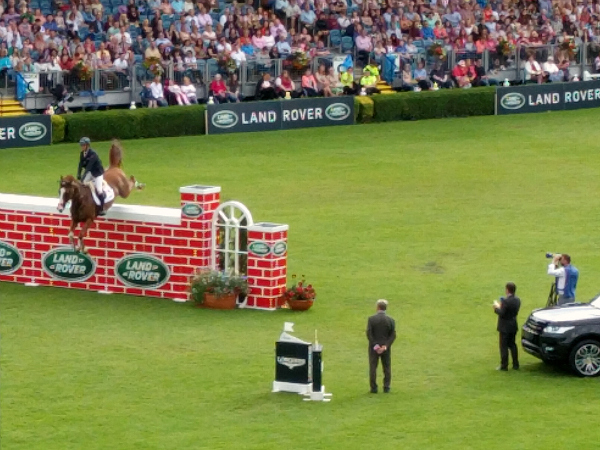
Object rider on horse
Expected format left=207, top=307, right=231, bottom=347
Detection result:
left=77, top=137, right=106, bottom=216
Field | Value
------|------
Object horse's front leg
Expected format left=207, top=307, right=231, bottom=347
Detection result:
left=69, top=221, right=77, bottom=251
left=78, top=219, right=94, bottom=254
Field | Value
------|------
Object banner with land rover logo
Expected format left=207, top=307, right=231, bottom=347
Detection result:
left=206, top=97, right=354, bottom=134
left=0, top=114, right=51, bottom=149
left=115, top=253, right=170, bottom=289
left=496, top=80, right=600, bottom=115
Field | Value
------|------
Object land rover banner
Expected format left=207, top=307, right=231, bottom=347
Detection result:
left=0, top=114, right=52, bottom=149
left=496, top=80, right=600, bottom=115
left=206, top=96, right=354, bottom=134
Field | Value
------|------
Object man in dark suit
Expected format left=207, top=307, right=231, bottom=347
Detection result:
left=493, top=282, right=521, bottom=371
left=366, top=299, right=396, bottom=393
left=77, top=137, right=106, bottom=215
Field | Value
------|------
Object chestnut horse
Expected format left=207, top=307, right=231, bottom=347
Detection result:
left=57, top=140, right=145, bottom=252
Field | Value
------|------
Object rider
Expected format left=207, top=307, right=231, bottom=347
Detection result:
left=77, top=137, right=106, bottom=216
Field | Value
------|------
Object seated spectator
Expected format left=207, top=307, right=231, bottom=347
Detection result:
left=209, top=73, right=229, bottom=103
left=275, top=34, right=291, bottom=56
left=543, top=56, right=564, bottom=82
left=301, top=68, right=319, bottom=97
left=150, top=75, right=168, bottom=106
left=473, top=59, right=499, bottom=86
left=141, top=80, right=158, bottom=108
left=180, top=76, right=198, bottom=103
left=227, top=72, right=241, bottom=102
left=413, top=60, right=432, bottom=90
left=355, top=29, right=373, bottom=66
left=359, top=67, right=380, bottom=95
left=256, top=72, right=277, bottom=100
left=524, top=53, right=543, bottom=84
left=429, top=61, right=452, bottom=89
left=315, top=63, right=332, bottom=97
left=452, top=60, right=472, bottom=88
left=340, top=66, right=356, bottom=95
left=275, top=70, right=299, bottom=97
left=165, top=78, right=190, bottom=105
left=327, top=66, right=342, bottom=96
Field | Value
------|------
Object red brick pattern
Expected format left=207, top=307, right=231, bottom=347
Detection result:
left=247, top=227, right=288, bottom=309
left=0, top=188, right=289, bottom=310
left=0, top=188, right=220, bottom=301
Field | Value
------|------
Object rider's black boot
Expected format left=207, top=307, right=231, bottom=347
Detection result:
left=98, top=192, right=106, bottom=216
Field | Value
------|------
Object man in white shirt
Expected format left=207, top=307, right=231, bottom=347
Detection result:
left=230, top=43, right=246, bottom=67
left=113, top=52, right=131, bottom=89
left=542, top=56, right=562, bottom=82
left=548, top=254, right=579, bottom=305
left=116, top=26, right=132, bottom=46
left=150, top=76, right=168, bottom=106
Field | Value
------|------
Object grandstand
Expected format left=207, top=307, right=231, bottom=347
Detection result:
left=0, top=0, right=599, bottom=112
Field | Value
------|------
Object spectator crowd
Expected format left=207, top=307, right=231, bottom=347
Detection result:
left=0, top=0, right=598, bottom=105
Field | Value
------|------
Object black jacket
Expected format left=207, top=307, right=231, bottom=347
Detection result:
left=495, top=295, right=521, bottom=333
left=77, top=148, right=104, bottom=180
left=366, top=311, right=396, bottom=350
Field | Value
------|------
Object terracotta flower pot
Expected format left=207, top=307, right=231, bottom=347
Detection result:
left=287, top=299, right=314, bottom=311
left=202, top=292, right=237, bottom=310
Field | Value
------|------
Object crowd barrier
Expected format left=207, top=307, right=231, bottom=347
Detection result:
left=0, top=185, right=288, bottom=309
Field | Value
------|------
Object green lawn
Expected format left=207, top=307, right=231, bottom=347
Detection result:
left=2, top=110, right=600, bottom=449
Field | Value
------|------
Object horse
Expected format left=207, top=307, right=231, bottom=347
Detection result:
left=57, top=140, right=145, bottom=253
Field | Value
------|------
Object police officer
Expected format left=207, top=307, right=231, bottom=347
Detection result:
left=548, top=254, right=579, bottom=305
left=77, top=137, right=106, bottom=215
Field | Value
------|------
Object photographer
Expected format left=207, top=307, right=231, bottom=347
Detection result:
left=547, top=254, right=579, bottom=305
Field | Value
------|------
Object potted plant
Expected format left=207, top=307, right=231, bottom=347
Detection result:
left=281, top=275, right=316, bottom=311
left=190, top=269, right=248, bottom=310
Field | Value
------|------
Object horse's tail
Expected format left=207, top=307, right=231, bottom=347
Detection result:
left=109, top=139, right=123, bottom=169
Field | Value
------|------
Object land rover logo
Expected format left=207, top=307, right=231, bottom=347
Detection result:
left=0, top=241, right=23, bottom=275
left=272, top=241, right=287, bottom=256
left=116, top=254, right=170, bottom=289
left=18, top=122, right=47, bottom=141
left=500, top=93, right=526, bottom=110
left=277, top=356, right=306, bottom=369
left=42, top=247, right=96, bottom=281
left=181, top=203, right=203, bottom=218
left=248, top=241, right=270, bottom=256
left=212, top=110, right=239, bottom=129
left=325, top=103, right=351, bottom=121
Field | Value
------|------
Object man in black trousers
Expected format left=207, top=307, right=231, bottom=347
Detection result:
left=366, top=299, right=396, bottom=393
left=493, top=282, right=521, bottom=371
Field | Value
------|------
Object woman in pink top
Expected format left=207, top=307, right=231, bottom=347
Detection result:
left=252, top=29, right=265, bottom=49
left=301, top=68, right=319, bottom=97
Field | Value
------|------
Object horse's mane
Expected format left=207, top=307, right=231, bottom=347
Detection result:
left=109, top=139, right=123, bottom=169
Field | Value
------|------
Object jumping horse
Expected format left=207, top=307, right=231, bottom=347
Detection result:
left=57, top=140, right=145, bottom=253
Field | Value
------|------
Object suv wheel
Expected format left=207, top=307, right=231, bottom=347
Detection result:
left=569, top=340, right=600, bottom=377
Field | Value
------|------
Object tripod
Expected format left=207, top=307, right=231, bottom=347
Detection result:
left=546, top=283, right=559, bottom=307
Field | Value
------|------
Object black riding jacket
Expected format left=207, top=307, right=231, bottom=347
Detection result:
left=77, top=148, right=104, bottom=180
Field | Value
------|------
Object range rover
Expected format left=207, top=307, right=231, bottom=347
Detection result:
left=521, top=294, right=600, bottom=377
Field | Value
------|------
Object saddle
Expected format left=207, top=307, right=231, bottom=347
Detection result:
left=85, top=181, right=115, bottom=213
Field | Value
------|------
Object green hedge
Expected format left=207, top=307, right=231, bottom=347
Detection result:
left=50, top=115, right=65, bottom=144
left=49, top=89, right=497, bottom=143
left=62, top=105, right=206, bottom=142
left=371, top=88, right=495, bottom=122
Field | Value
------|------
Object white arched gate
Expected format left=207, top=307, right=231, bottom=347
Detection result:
left=210, top=201, right=254, bottom=278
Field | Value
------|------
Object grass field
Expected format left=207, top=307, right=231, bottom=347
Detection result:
left=2, top=110, right=600, bottom=450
